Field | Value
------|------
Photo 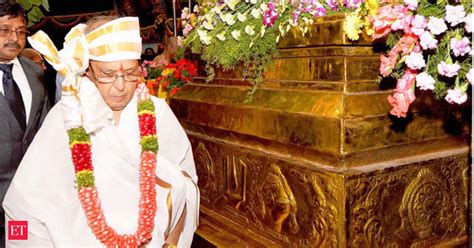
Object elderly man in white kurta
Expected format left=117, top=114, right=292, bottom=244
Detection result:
left=3, top=16, right=199, bottom=247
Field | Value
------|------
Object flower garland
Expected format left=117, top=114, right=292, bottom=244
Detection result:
left=67, top=82, right=158, bottom=247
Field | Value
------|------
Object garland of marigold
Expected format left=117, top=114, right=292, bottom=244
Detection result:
left=67, top=83, right=158, bottom=247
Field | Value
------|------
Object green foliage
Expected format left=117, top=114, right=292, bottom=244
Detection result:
left=76, top=170, right=95, bottom=189
left=140, top=136, right=158, bottom=153
left=386, top=32, right=402, bottom=49
left=68, top=127, right=90, bottom=144
left=138, top=99, right=155, bottom=113
left=417, top=0, right=444, bottom=18
left=18, top=0, right=49, bottom=27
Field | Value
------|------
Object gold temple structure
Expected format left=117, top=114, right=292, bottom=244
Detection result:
left=171, top=16, right=471, bottom=247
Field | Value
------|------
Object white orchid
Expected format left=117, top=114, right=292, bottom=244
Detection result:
left=260, top=25, right=266, bottom=37
left=237, top=12, right=247, bottom=22
left=250, top=0, right=257, bottom=4
left=216, top=31, right=226, bottom=41
left=251, top=8, right=260, bottom=19
left=245, top=25, right=255, bottom=35
left=224, top=13, right=236, bottom=25
left=203, top=20, right=214, bottom=30
left=231, top=30, right=241, bottom=40
left=227, top=0, right=240, bottom=10
left=260, top=2, right=268, bottom=12
left=197, top=29, right=212, bottom=45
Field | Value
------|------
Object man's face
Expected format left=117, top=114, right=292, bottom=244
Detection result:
left=0, top=15, right=26, bottom=62
left=88, top=60, right=139, bottom=112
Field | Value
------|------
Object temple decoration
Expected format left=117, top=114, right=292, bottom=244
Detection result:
left=179, top=0, right=472, bottom=117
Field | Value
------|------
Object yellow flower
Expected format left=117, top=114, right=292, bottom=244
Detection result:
left=162, top=68, right=176, bottom=76
left=343, top=13, right=362, bottom=41
left=366, top=0, right=379, bottom=16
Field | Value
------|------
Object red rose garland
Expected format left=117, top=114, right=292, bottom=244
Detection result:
left=67, top=83, right=158, bottom=247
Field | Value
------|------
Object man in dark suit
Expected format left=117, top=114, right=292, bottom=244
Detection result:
left=0, top=1, right=50, bottom=246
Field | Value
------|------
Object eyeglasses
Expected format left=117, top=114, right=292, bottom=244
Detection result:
left=89, top=65, right=141, bottom=84
left=0, top=28, right=29, bottom=38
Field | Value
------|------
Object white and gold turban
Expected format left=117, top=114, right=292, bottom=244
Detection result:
left=28, top=16, right=142, bottom=94
left=27, top=16, right=142, bottom=130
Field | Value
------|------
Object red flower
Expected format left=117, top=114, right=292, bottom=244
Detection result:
left=170, top=87, right=180, bottom=96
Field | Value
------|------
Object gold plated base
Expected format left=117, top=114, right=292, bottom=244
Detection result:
left=174, top=15, right=471, bottom=247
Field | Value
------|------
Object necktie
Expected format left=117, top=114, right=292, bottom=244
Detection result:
left=0, top=63, right=26, bottom=131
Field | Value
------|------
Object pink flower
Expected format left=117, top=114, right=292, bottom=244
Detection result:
left=415, top=72, right=435, bottom=90
left=445, top=5, right=465, bottom=27
left=420, top=31, right=438, bottom=50
left=427, top=17, right=447, bottom=35
left=380, top=51, right=398, bottom=77
left=411, top=15, right=426, bottom=36
left=391, top=15, right=413, bottom=33
left=313, top=2, right=326, bottom=17
left=387, top=70, right=417, bottom=118
left=372, top=5, right=408, bottom=39
left=263, top=2, right=279, bottom=27
left=438, top=61, right=461, bottom=77
left=183, top=23, right=194, bottom=36
left=397, top=33, right=419, bottom=55
left=405, top=52, right=425, bottom=70
left=450, top=37, right=471, bottom=57
left=326, top=0, right=338, bottom=10
left=343, top=0, right=362, bottom=9
left=445, top=87, right=467, bottom=104
left=464, top=13, right=472, bottom=33
left=404, top=0, right=418, bottom=11
left=467, top=68, right=473, bottom=84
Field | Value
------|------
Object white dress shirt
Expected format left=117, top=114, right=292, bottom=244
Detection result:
left=0, top=57, right=32, bottom=123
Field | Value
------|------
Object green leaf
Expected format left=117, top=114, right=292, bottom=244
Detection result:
left=19, top=1, right=32, bottom=11
left=76, top=171, right=95, bottom=189
left=42, top=0, right=50, bottom=12
left=67, top=127, right=90, bottom=144
left=140, top=136, right=159, bottom=153
left=137, top=99, right=155, bottom=113
left=31, top=6, right=44, bottom=19
left=29, top=0, right=43, bottom=6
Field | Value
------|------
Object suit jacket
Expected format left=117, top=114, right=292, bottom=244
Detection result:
left=0, top=56, right=50, bottom=225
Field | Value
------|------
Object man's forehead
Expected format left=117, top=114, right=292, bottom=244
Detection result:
left=92, top=60, right=139, bottom=70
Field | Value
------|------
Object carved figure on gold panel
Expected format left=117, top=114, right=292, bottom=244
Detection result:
left=258, top=164, right=299, bottom=234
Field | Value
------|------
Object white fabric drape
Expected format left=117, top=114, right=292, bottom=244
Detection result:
left=3, top=77, right=199, bottom=247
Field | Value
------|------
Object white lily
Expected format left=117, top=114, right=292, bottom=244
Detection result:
left=227, top=0, right=239, bottom=10
left=237, top=12, right=247, bottom=22
left=250, top=0, right=257, bottom=4
left=231, top=30, right=241, bottom=40
left=197, top=29, right=212, bottom=45
left=224, top=13, right=236, bottom=26
left=260, top=26, right=266, bottom=37
left=251, top=8, right=260, bottom=19
left=203, top=20, right=214, bottom=30
left=245, top=25, right=255, bottom=35
left=216, top=31, right=226, bottom=41
left=260, top=3, right=268, bottom=11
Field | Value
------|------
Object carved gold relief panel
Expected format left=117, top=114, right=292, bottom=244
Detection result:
left=190, top=136, right=345, bottom=247
left=348, top=156, right=468, bottom=248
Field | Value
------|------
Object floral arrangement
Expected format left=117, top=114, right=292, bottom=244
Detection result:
left=371, top=0, right=472, bottom=117
left=142, top=58, right=197, bottom=99
left=68, top=83, right=158, bottom=246
left=179, top=0, right=377, bottom=94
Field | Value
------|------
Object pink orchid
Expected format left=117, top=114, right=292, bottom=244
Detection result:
left=380, top=51, right=398, bottom=77
left=387, top=70, right=417, bottom=117
left=371, top=5, right=409, bottom=39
